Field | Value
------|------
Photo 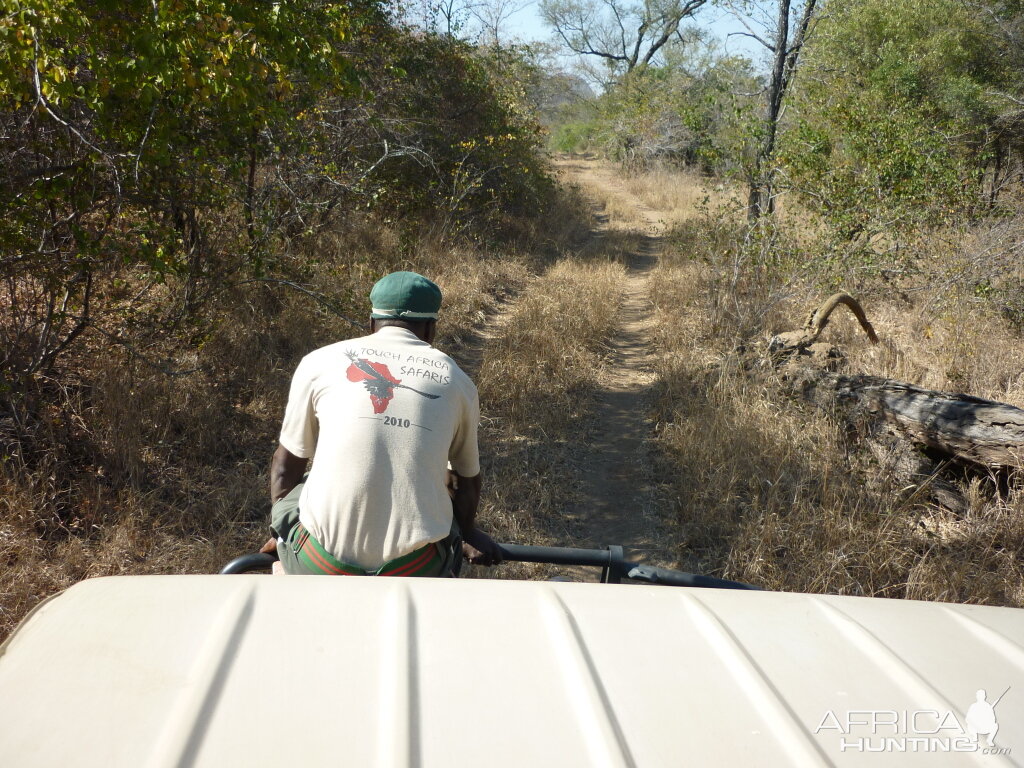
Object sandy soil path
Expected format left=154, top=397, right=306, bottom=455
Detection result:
left=556, top=158, right=673, bottom=566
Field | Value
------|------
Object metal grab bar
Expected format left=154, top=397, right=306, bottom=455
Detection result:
left=498, top=543, right=761, bottom=590
left=220, top=553, right=277, bottom=574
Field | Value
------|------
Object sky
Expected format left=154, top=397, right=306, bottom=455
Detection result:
left=499, top=1, right=768, bottom=65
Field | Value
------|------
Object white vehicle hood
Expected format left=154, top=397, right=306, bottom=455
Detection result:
left=0, top=575, right=1021, bottom=767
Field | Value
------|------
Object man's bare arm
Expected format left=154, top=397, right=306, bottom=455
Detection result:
left=260, top=445, right=308, bottom=555
left=451, top=472, right=481, bottom=532
left=271, top=444, right=307, bottom=503
left=450, top=471, right=502, bottom=566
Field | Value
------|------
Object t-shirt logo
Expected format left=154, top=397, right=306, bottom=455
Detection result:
left=345, top=352, right=440, bottom=414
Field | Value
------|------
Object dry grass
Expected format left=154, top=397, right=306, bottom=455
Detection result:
left=639, top=166, right=1024, bottom=606
left=477, top=259, right=625, bottom=432
left=0, top=271, right=348, bottom=636
left=553, top=157, right=743, bottom=234
left=466, top=257, right=627, bottom=580
left=620, top=167, right=741, bottom=221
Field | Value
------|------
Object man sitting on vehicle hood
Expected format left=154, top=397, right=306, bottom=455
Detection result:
left=261, top=270, right=502, bottom=576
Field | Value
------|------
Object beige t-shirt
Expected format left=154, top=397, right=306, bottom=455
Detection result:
left=278, top=326, right=480, bottom=569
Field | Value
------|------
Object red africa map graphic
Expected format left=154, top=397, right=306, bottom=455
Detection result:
left=346, top=357, right=402, bottom=413
left=345, top=352, right=440, bottom=414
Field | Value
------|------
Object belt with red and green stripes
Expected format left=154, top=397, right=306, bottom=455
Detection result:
left=292, top=522, right=443, bottom=577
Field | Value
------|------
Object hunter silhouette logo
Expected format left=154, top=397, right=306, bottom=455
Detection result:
left=345, top=352, right=439, bottom=414
left=967, top=688, right=1008, bottom=748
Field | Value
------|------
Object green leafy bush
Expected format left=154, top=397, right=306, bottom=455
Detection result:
left=783, top=0, right=1016, bottom=248
left=544, top=46, right=759, bottom=174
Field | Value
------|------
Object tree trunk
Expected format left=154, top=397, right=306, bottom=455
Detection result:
left=795, top=372, right=1024, bottom=469
left=747, top=0, right=790, bottom=220
left=746, top=0, right=818, bottom=221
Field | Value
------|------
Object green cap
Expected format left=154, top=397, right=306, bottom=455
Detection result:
left=369, top=271, right=442, bottom=320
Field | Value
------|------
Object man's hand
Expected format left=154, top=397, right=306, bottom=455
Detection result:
left=461, top=528, right=503, bottom=567
left=259, top=537, right=278, bottom=555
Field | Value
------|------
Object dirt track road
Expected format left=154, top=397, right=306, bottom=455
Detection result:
left=555, top=158, right=673, bottom=566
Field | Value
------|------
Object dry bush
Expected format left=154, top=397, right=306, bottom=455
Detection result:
left=651, top=259, right=1024, bottom=605
left=424, top=244, right=534, bottom=351
left=597, top=193, right=648, bottom=226
left=553, top=157, right=649, bottom=227
left=750, top=205, right=1024, bottom=407
left=0, top=281, right=334, bottom=638
left=651, top=355, right=919, bottom=595
left=645, top=180, right=1024, bottom=606
left=814, top=295, right=1024, bottom=407
left=0, top=185, right=594, bottom=639
left=554, top=157, right=744, bottom=231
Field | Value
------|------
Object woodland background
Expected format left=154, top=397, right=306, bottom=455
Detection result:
left=1, top=0, right=1023, bottom=637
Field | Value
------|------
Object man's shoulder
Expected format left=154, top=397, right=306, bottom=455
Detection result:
left=302, top=336, right=369, bottom=361
left=289, top=338, right=362, bottom=380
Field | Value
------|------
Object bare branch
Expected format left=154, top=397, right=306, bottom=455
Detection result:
left=727, top=29, right=775, bottom=51
left=541, top=0, right=707, bottom=76
left=641, top=0, right=709, bottom=66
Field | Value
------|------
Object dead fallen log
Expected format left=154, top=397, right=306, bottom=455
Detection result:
left=796, top=372, right=1024, bottom=469
left=767, top=292, right=1024, bottom=470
